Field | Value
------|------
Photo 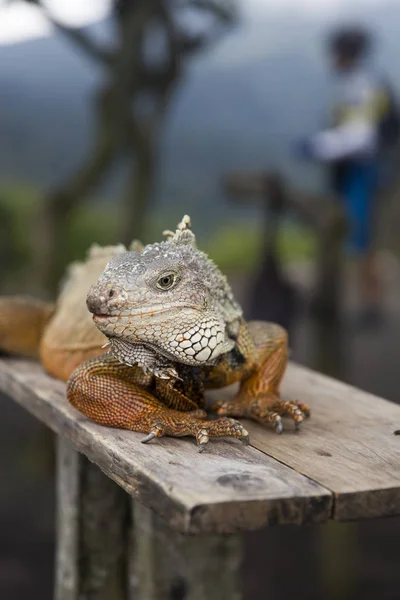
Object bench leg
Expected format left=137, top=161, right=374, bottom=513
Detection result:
left=320, top=521, right=356, bottom=600
left=129, top=501, right=243, bottom=600
left=54, top=437, right=130, bottom=600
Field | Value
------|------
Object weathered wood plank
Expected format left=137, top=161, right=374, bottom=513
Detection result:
left=0, top=358, right=331, bottom=533
left=231, top=363, right=400, bottom=520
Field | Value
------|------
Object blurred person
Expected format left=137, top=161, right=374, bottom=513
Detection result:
left=296, top=26, right=400, bottom=327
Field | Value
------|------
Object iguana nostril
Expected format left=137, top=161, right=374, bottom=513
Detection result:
left=108, top=289, right=115, bottom=299
left=86, top=293, right=97, bottom=313
left=86, top=290, right=106, bottom=314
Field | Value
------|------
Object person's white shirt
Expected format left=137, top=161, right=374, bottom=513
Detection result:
left=310, top=68, right=385, bottom=162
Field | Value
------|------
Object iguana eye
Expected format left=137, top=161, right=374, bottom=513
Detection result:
left=156, top=273, right=176, bottom=290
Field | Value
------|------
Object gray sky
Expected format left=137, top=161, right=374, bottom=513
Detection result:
left=0, top=0, right=389, bottom=45
left=0, top=0, right=111, bottom=44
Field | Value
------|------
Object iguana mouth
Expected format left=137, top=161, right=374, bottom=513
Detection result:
left=92, top=314, right=114, bottom=324
left=92, top=303, right=202, bottom=320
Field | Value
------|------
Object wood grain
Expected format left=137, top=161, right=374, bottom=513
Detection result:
left=220, top=362, right=400, bottom=520
left=0, top=358, right=331, bottom=533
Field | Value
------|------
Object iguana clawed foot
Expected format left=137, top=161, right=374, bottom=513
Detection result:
left=141, top=409, right=249, bottom=452
left=211, top=395, right=310, bottom=433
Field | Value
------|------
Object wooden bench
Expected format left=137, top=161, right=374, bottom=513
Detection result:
left=1, top=357, right=400, bottom=599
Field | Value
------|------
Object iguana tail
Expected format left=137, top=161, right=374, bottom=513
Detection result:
left=0, top=296, right=55, bottom=359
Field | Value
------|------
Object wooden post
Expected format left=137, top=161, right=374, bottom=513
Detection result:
left=319, top=521, right=357, bottom=600
left=130, top=502, right=242, bottom=600
left=311, top=202, right=347, bottom=320
left=246, top=174, right=297, bottom=333
left=55, top=439, right=80, bottom=600
left=55, top=437, right=130, bottom=600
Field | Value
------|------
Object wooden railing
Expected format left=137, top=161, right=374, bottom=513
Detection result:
left=223, top=172, right=347, bottom=321
left=1, top=357, right=400, bottom=599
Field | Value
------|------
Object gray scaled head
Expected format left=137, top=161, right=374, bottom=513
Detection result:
left=87, top=216, right=242, bottom=367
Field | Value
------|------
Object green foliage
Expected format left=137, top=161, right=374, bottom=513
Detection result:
left=68, top=204, right=121, bottom=262
left=0, top=185, right=40, bottom=289
left=204, top=221, right=317, bottom=273
left=0, top=184, right=317, bottom=292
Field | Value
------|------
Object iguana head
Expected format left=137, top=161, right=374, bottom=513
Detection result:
left=87, top=216, right=242, bottom=375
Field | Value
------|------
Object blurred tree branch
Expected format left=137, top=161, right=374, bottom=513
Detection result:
left=18, top=0, right=236, bottom=294
left=189, top=0, right=237, bottom=22
left=17, top=0, right=114, bottom=64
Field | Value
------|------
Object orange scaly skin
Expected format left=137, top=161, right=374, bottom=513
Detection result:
left=67, top=354, right=247, bottom=448
left=67, top=320, right=309, bottom=451
left=66, top=216, right=310, bottom=451
left=207, top=321, right=309, bottom=430
left=0, top=297, right=54, bottom=359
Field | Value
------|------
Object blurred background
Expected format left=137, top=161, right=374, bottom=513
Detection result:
left=1, top=0, right=400, bottom=598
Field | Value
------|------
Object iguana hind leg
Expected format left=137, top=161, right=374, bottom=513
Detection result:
left=67, top=355, right=249, bottom=451
left=211, top=321, right=310, bottom=433
left=0, top=296, right=54, bottom=358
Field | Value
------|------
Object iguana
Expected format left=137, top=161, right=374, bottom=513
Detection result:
left=0, top=216, right=309, bottom=451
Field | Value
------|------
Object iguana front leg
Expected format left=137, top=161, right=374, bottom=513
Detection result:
left=67, top=355, right=249, bottom=451
left=211, top=322, right=310, bottom=433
